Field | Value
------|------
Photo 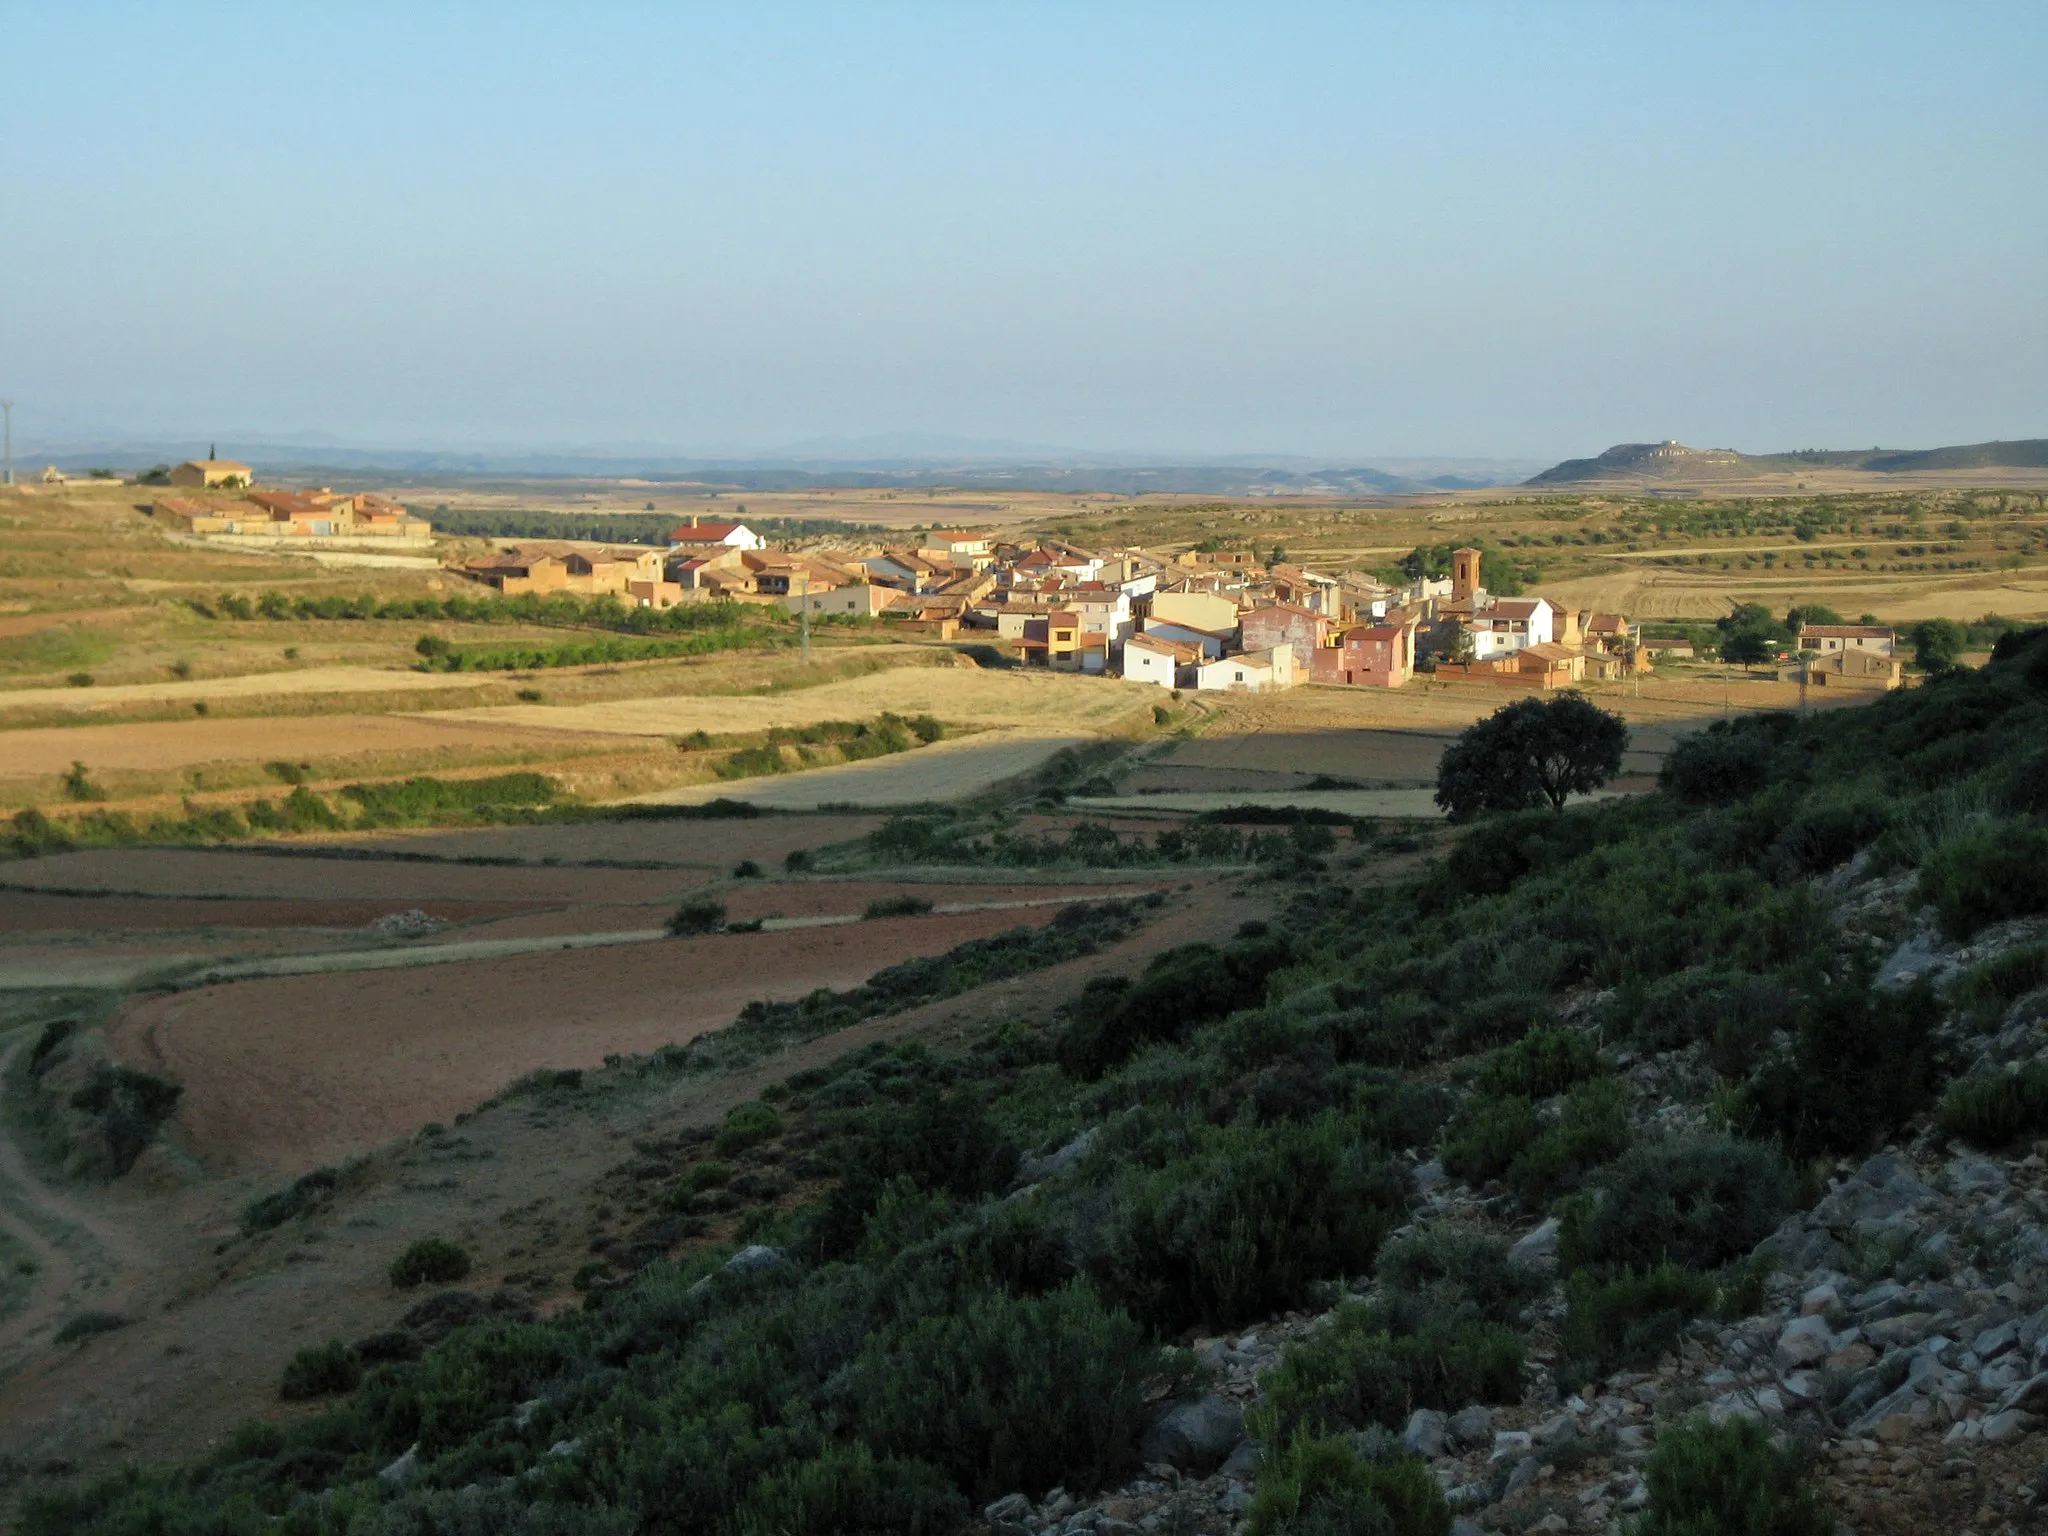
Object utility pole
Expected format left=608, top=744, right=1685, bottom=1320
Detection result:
left=1, top=401, right=13, bottom=486
left=798, top=566, right=811, bottom=665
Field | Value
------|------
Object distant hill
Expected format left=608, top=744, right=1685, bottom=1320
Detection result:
left=1527, top=437, right=2048, bottom=485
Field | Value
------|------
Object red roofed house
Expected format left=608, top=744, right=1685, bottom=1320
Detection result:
left=1312, top=619, right=1416, bottom=688
left=666, top=514, right=764, bottom=552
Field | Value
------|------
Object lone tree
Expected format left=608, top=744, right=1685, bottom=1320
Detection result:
left=1435, top=692, right=1629, bottom=820
left=1911, top=618, right=1967, bottom=674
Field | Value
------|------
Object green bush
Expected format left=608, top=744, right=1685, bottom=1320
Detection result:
left=1263, top=1304, right=1524, bottom=1438
left=1626, top=1414, right=1832, bottom=1536
left=1439, top=1096, right=1539, bottom=1183
left=716, top=1101, right=786, bottom=1156
left=278, top=1340, right=361, bottom=1400
left=1505, top=1076, right=1633, bottom=1204
left=1056, top=933, right=1292, bottom=1079
left=1249, top=1432, right=1452, bottom=1536
left=668, top=897, right=728, bottom=936
left=242, top=1166, right=339, bottom=1233
left=1560, top=1264, right=1718, bottom=1383
left=856, top=1281, right=1175, bottom=1500
left=1658, top=725, right=1780, bottom=805
left=1622, top=967, right=1793, bottom=1057
left=1953, top=942, right=2048, bottom=1020
left=389, top=1237, right=472, bottom=1289
left=1937, top=1066, right=2048, bottom=1148
left=733, top=1444, right=963, bottom=1536
left=1479, top=1027, right=1603, bottom=1099
left=1374, top=1226, right=1544, bottom=1333
left=864, top=894, right=935, bottom=919
left=1738, top=978, right=1944, bottom=1159
left=1921, top=822, right=2048, bottom=939
left=53, top=1311, right=128, bottom=1345
left=1091, top=1116, right=1403, bottom=1331
left=1561, top=1136, right=1792, bottom=1275
left=68, top=1065, right=182, bottom=1175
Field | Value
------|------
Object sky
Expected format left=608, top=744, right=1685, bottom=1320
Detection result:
left=1, top=1, right=2044, bottom=462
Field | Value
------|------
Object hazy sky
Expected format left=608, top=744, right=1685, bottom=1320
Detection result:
left=3, top=2, right=2043, bottom=460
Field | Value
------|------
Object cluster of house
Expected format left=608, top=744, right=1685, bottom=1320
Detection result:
left=454, top=522, right=1660, bottom=694
left=150, top=460, right=430, bottom=542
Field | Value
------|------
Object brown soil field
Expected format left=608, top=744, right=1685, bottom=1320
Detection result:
left=0, top=713, right=638, bottom=779
left=1540, top=566, right=2048, bottom=624
left=4, top=848, right=706, bottom=903
left=108, top=905, right=1085, bottom=1175
left=0, top=892, right=550, bottom=933
left=333, top=812, right=885, bottom=866
left=0, top=877, right=1254, bottom=1487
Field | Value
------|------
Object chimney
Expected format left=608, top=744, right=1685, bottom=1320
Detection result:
left=690, top=513, right=699, bottom=529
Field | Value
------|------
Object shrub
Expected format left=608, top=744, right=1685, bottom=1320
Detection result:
left=68, top=1065, right=182, bottom=1175
left=733, top=859, right=763, bottom=878
left=1439, top=1096, right=1539, bottom=1183
left=1560, top=1264, right=1718, bottom=1383
left=864, top=894, right=934, bottom=919
left=389, top=1237, right=472, bottom=1289
left=1950, top=942, right=2048, bottom=1022
left=1091, top=1116, right=1404, bottom=1331
left=1659, top=726, right=1779, bottom=805
left=1479, top=1027, right=1602, bottom=1099
left=1506, top=1076, right=1633, bottom=1204
left=278, top=1340, right=361, bottom=1400
left=1263, top=1304, right=1524, bottom=1438
left=733, top=1444, right=963, bottom=1536
left=1627, top=1414, right=1832, bottom=1536
left=668, top=897, right=728, bottom=936
left=1561, top=1136, right=1793, bottom=1276
left=785, top=848, right=815, bottom=873
left=857, top=1281, right=1175, bottom=1500
left=1623, top=968, right=1793, bottom=1058
left=1937, top=1066, right=2048, bottom=1148
left=1921, top=822, right=2048, bottom=939
left=242, top=1166, right=339, bottom=1233
left=53, top=1311, right=128, bottom=1345
left=1056, top=934, right=1293, bottom=1080
left=1248, top=1432, right=1452, bottom=1536
left=1739, top=977, right=1944, bottom=1159
left=715, top=1101, right=785, bottom=1156
left=1375, top=1226, right=1544, bottom=1332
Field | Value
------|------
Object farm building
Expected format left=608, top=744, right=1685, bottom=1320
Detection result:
left=169, top=457, right=253, bottom=488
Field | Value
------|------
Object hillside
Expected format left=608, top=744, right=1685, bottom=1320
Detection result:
left=23, top=635, right=2048, bottom=1532
left=1529, top=436, right=2048, bottom=485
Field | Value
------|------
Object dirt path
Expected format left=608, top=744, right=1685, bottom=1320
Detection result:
left=0, top=1031, right=152, bottom=1374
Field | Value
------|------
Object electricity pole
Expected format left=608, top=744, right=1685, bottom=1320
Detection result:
left=1, top=401, right=13, bottom=486
left=798, top=566, right=811, bottom=665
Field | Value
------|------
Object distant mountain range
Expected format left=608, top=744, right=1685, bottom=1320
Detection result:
left=1526, top=438, right=2048, bottom=485
left=17, top=435, right=1547, bottom=496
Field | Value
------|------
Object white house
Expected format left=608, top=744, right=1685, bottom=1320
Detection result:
left=1798, top=624, right=1896, bottom=657
left=1465, top=598, right=1556, bottom=659
left=1123, top=632, right=1199, bottom=689
left=1142, top=616, right=1230, bottom=659
left=1195, top=646, right=1297, bottom=692
left=666, top=516, right=763, bottom=552
left=781, top=584, right=899, bottom=618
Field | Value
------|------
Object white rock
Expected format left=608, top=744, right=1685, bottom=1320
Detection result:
left=1775, top=1314, right=1835, bottom=1370
left=1509, top=1217, right=1560, bottom=1268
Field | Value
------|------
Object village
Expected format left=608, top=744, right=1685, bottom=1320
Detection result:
left=446, top=508, right=1904, bottom=694
left=131, top=456, right=1909, bottom=694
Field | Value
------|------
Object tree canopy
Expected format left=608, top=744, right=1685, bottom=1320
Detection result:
left=1911, top=618, right=1968, bottom=673
left=1435, top=693, right=1630, bottom=820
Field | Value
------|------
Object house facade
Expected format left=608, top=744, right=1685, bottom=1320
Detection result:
left=1241, top=603, right=1328, bottom=673
left=1798, top=624, right=1896, bottom=657
left=1195, top=646, right=1297, bottom=692
left=1122, top=633, right=1198, bottom=689
left=1312, top=620, right=1415, bottom=688
left=169, top=458, right=253, bottom=488
left=666, top=516, right=764, bottom=552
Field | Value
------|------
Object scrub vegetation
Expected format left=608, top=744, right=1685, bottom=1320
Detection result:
left=34, top=625, right=2048, bottom=1534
